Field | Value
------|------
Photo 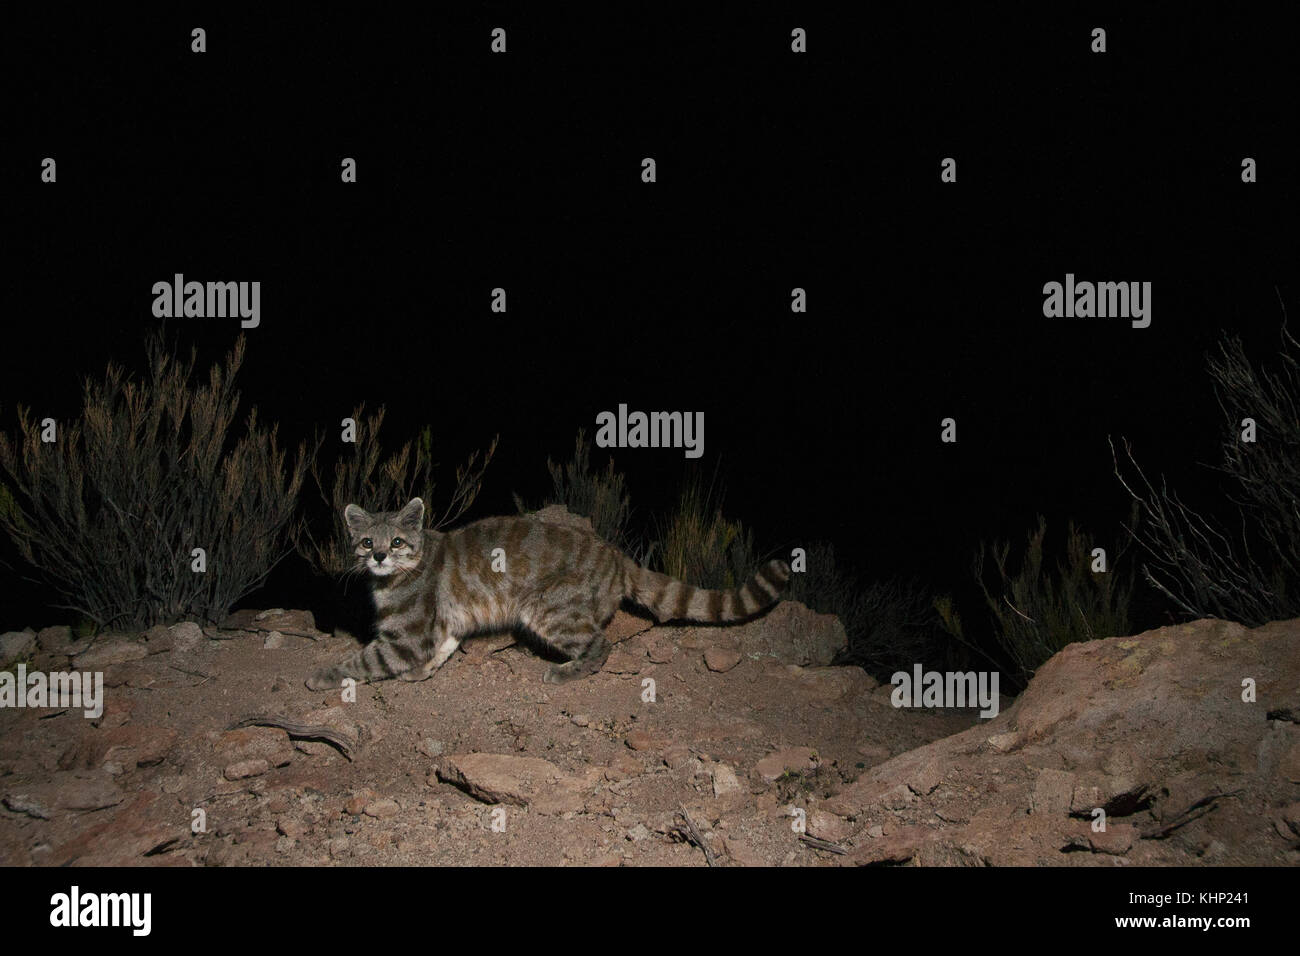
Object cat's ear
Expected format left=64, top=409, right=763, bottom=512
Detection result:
left=343, top=504, right=370, bottom=536
left=396, top=497, right=425, bottom=532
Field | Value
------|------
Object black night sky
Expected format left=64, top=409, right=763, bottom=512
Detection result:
left=7, top=9, right=1296, bottom=644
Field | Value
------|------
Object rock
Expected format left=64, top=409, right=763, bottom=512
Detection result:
left=626, top=730, right=671, bottom=752
left=711, top=763, right=742, bottom=797
left=722, top=836, right=766, bottom=866
left=627, top=823, right=650, bottom=842
left=570, top=714, right=590, bottom=727
left=255, top=609, right=317, bottom=633
left=1030, top=769, right=1076, bottom=815
left=0, top=629, right=37, bottom=662
left=36, top=625, right=72, bottom=651
left=215, top=726, right=294, bottom=768
left=57, top=724, right=177, bottom=772
left=262, top=630, right=286, bottom=649
left=755, top=747, right=820, bottom=783
left=277, top=818, right=307, bottom=840
left=647, top=638, right=675, bottom=663
left=823, top=776, right=913, bottom=817
left=168, top=622, right=205, bottom=652
left=602, top=648, right=643, bottom=675
left=847, top=826, right=931, bottom=866
left=986, top=732, right=1020, bottom=753
left=345, top=789, right=377, bottom=815
left=74, top=639, right=148, bottom=668
left=530, top=505, right=593, bottom=532
left=728, top=600, right=846, bottom=666
left=141, top=624, right=173, bottom=654
left=1089, top=823, right=1137, bottom=855
left=604, top=610, right=654, bottom=645
left=704, top=648, right=743, bottom=673
left=364, top=798, right=401, bottom=819
left=777, top=665, right=876, bottom=700
left=808, top=809, right=854, bottom=843
left=293, top=707, right=360, bottom=757
left=605, top=752, right=643, bottom=782
left=3, top=792, right=53, bottom=819
left=57, top=772, right=125, bottom=811
left=662, top=744, right=693, bottom=769
left=436, top=753, right=596, bottom=815
left=419, top=738, right=445, bottom=758
left=1280, top=737, right=1300, bottom=784
left=224, top=759, right=270, bottom=780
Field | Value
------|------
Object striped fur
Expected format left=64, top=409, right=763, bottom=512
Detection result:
left=307, top=499, right=791, bottom=689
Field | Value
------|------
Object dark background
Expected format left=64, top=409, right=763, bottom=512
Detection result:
left=6, top=9, right=1296, bottom=643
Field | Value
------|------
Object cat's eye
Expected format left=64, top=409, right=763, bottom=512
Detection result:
left=391, top=537, right=404, bottom=548
left=360, top=538, right=373, bottom=549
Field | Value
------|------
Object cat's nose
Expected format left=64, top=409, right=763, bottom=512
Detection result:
left=373, top=552, right=388, bottom=563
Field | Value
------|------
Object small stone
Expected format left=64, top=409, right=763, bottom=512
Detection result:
left=57, top=772, right=125, bottom=810
left=1030, top=769, right=1075, bottom=815
left=140, top=624, right=173, bottom=654
left=605, top=752, right=643, bottom=782
left=167, top=622, right=205, bottom=652
left=1, top=629, right=38, bottom=662
left=626, top=823, right=650, bottom=842
left=276, top=820, right=306, bottom=842
left=3, top=792, right=52, bottom=819
left=215, top=726, right=293, bottom=768
left=419, top=738, right=445, bottom=758
left=36, top=625, right=72, bottom=651
left=704, top=647, right=743, bottom=673
left=570, top=714, right=590, bottom=727
left=662, top=744, right=693, bottom=769
left=344, top=789, right=377, bottom=816
left=646, top=639, right=675, bottom=664
left=1089, top=823, right=1137, bottom=856
left=807, top=809, right=853, bottom=843
left=224, top=759, right=270, bottom=780
left=986, top=732, right=1020, bottom=753
left=711, top=763, right=742, bottom=797
left=263, top=631, right=285, bottom=649
left=74, top=639, right=149, bottom=668
left=755, top=747, right=819, bottom=783
left=626, top=730, right=670, bottom=752
left=364, top=798, right=401, bottom=820
left=602, top=649, right=642, bottom=675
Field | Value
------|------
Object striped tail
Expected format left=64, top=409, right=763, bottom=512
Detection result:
left=627, top=559, right=791, bottom=623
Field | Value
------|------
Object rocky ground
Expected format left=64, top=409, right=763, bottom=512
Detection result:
left=0, top=601, right=1296, bottom=867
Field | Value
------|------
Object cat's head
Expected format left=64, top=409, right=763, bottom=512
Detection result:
left=343, top=498, right=425, bottom=577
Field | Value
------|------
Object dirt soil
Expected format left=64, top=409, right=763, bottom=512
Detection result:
left=2, top=609, right=1296, bottom=867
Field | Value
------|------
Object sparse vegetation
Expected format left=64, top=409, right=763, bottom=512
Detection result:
left=787, top=541, right=952, bottom=676
left=0, top=334, right=314, bottom=630
left=653, top=472, right=757, bottom=590
left=948, top=511, right=1137, bottom=684
left=514, top=429, right=636, bottom=553
left=1112, top=318, right=1300, bottom=625
left=301, top=403, right=497, bottom=578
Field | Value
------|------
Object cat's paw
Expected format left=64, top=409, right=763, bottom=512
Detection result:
left=399, top=663, right=435, bottom=682
left=543, top=662, right=584, bottom=684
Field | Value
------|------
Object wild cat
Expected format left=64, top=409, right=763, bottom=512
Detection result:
left=306, top=497, right=791, bottom=689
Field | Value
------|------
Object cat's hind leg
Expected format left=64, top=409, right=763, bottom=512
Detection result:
left=521, top=601, right=609, bottom=684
